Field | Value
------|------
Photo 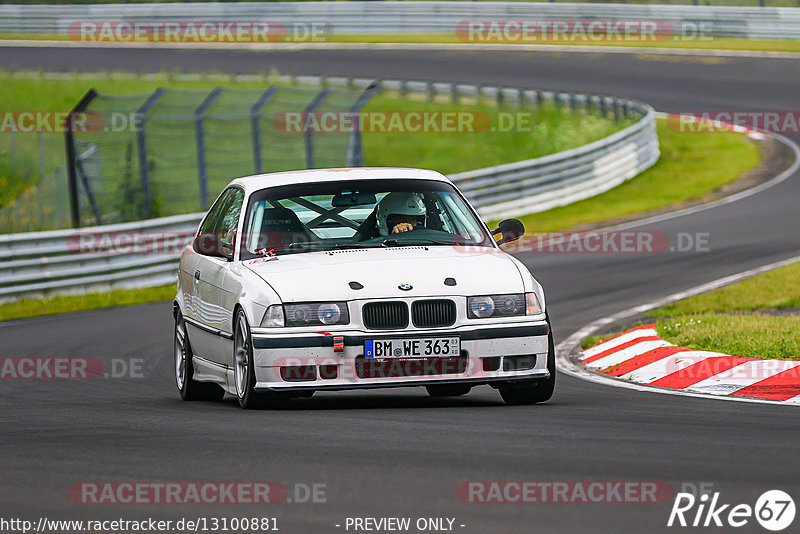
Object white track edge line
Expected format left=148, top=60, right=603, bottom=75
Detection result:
left=556, top=254, right=800, bottom=407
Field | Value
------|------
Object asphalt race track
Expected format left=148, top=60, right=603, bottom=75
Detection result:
left=1, top=46, right=799, bottom=533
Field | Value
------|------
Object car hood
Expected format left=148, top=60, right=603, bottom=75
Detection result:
left=244, top=246, right=525, bottom=302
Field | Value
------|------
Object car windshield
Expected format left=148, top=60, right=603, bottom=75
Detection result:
left=239, top=178, right=494, bottom=259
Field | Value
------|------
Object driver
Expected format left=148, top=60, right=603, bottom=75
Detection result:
left=376, top=192, right=427, bottom=235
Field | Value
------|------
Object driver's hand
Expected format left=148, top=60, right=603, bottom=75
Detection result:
left=391, top=223, right=415, bottom=234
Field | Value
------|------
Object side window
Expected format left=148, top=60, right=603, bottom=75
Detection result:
left=196, top=188, right=243, bottom=257
left=216, top=188, right=245, bottom=250
left=199, top=191, right=229, bottom=238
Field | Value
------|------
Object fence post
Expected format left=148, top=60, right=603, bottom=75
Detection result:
left=250, top=86, right=279, bottom=175
left=347, top=82, right=379, bottom=167
left=37, top=130, right=45, bottom=222
left=74, top=143, right=102, bottom=224
left=64, top=88, right=97, bottom=228
left=9, top=132, right=16, bottom=176
left=303, top=88, right=330, bottom=169
left=135, top=88, right=166, bottom=219
left=194, top=87, right=224, bottom=209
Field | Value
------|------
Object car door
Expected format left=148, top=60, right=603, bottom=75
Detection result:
left=190, top=187, right=243, bottom=365
left=211, top=188, right=247, bottom=371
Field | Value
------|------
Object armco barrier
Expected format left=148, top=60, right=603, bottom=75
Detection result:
left=0, top=213, right=201, bottom=302
left=0, top=2, right=798, bottom=40
left=0, top=77, right=658, bottom=302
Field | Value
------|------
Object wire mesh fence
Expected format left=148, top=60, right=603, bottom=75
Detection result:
left=0, top=83, right=376, bottom=233
left=0, top=130, right=73, bottom=233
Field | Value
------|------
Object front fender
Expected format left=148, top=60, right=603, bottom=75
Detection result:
left=230, top=263, right=283, bottom=327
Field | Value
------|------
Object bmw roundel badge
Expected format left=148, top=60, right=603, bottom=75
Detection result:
left=398, top=283, right=413, bottom=291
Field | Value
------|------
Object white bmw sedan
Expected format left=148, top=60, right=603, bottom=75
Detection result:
left=173, top=168, right=555, bottom=408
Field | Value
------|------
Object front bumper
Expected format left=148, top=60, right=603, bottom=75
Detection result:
left=250, top=322, right=550, bottom=392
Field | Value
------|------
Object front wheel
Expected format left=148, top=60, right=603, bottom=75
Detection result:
left=233, top=309, right=287, bottom=409
left=498, top=315, right=556, bottom=406
left=174, top=311, right=225, bottom=401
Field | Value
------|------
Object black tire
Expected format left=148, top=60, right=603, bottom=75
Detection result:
left=174, top=311, right=225, bottom=402
left=425, top=384, right=472, bottom=397
left=234, top=309, right=288, bottom=409
left=498, top=314, right=556, bottom=406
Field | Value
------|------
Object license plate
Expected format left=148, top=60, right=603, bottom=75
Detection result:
left=364, top=337, right=460, bottom=359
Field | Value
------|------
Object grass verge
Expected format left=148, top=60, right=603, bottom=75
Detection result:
left=656, top=314, right=800, bottom=361
left=650, top=262, right=800, bottom=315
left=3, top=33, right=800, bottom=54
left=0, top=284, right=176, bottom=322
left=1, top=70, right=629, bottom=320
left=510, top=118, right=760, bottom=232
left=583, top=263, right=800, bottom=359
left=651, top=262, right=800, bottom=360
left=0, top=70, right=629, bottom=210
left=362, top=92, right=629, bottom=174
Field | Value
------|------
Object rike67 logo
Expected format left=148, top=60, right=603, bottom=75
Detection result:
left=668, top=489, right=795, bottom=531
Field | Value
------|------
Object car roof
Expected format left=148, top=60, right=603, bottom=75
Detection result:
left=228, top=167, right=452, bottom=195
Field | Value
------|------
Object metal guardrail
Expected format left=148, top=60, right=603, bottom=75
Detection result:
left=452, top=96, right=658, bottom=220
left=0, top=2, right=799, bottom=40
left=0, top=213, right=201, bottom=302
left=0, top=76, right=658, bottom=302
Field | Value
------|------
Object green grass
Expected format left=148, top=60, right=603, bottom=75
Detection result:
left=510, top=118, right=760, bottom=232
left=651, top=262, right=800, bottom=359
left=650, top=262, right=800, bottom=316
left=585, top=262, right=800, bottom=359
left=362, top=93, right=630, bottom=174
left=656, top=314, right=800, bottom=360
left=582, top=333, right=618, bottom=350
left=0, top=284, right=176, bottom=322
left=4, top=32, right=800, bottom=53
left=327, top=34, right=800, bottom=54
left=0, top=70, right=630, bottom=215
left=1, top=70, right=630, bottom=320
left=5, top=33, right=800, bottom=53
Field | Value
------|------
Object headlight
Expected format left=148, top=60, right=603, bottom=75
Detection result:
left=468, top=296, right=496, bottom=318
left=468, top=293, right=542, bottom=319
left=261, top=305, right=285, bottom=328
left=284, top=302, right=350, bottom=327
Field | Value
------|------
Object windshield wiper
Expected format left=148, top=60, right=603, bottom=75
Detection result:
left=382, top=237, right=466, bottom=247
left=288, top=242, right=386, bottom=251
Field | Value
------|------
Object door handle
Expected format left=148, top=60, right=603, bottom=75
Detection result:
left=194, top=270, right=201, bottom=281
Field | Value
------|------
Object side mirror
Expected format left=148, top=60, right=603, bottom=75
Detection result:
left=220, top=241, right=235, bottom=261
left=193, top=234, right=234, bottom=261
left=491, top=219, right=525, bottom=245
